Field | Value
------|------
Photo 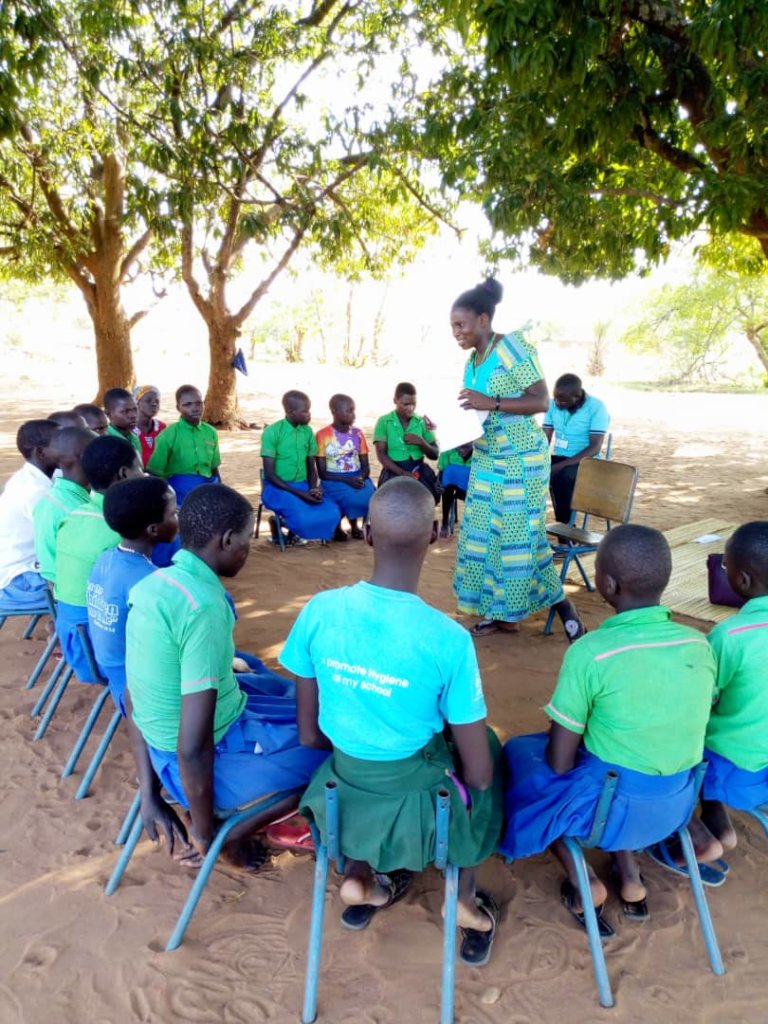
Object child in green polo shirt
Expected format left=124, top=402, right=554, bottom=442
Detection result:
left=373, top=382, right=441, bottom=503
left=499, top=524, right=717, bottom=932
left=438, top=442, right=473, bottom=538
left=260, top=390, right=340, bottom=543
left=147, top=385, right=221, bottom=506
left=33, top=426, right=95, bottom=583
left=104, top=388, right=143, bottom=463
left=666, top=522, right=768, bottom=871
left=54, top=435, right=143, bottom=682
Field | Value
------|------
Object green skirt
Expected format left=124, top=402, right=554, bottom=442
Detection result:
left=299, top=730, right=503, bottom=872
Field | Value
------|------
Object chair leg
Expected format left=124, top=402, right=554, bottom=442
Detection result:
left=61, top=686, right=110, bottom=778
left=22, top=613, right=43, bottom=640
left=275, top=511, right=287, bottom=552
left=255, top=502, right=262, bottom=538
left=563, top=837, right=614, bottom=1008
left=115, top=790, right=142, bottom=846
left=302, top=838, right=330, bottom=1024
left=24, top=630, right=58, bottom=690
left=440, top=863, right=459, bottom=1024
left=676, top=826, right=725, bottom=976
left=33, top=665, right=74, bottom=739
left=30, top=657, right=66, bottom=716
left=574, top=555, right=594, bottom=592
left=75, top=709, right=122, bottom=799
left=105, top=812, right=145, bottom=895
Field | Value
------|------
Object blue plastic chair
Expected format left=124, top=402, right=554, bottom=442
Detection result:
left=0, top=590, right=59, bottom=691
left=105, top=786, right=302, bottom=951
left=564, top=764, right=724, bottom=1008
left=746, top=806, right=768, bottom=837
left=255, top=468, right=288, bottom=551
left=544, top=459, right=639, bottom=635
left=302, top=782, right=459, bottom=1024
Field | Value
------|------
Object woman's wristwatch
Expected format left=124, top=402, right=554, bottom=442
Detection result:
left=494, top=396, right=501, bottom=411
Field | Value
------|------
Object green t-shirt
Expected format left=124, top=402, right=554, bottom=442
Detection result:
left=705, top=595, right=768, bottom=771
left=146, top=419, right=221, bottom=479
left=54, top=491, right=119, bottom=605
left=107, top=423, right=143, bottom=463
left=437, top=447, right=471, bottom=472
left=126, top=549, right=246, bottom=752
left=260, top=418, right=317, bottom=483
left=373, top=410, right=436, bottom=462
left=33, top=478, right=90, bottom=582
left=545, top=606, right=716, bottom=775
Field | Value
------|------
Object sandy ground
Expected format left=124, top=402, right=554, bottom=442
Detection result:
left=1, top=366, right=768, bottom=1024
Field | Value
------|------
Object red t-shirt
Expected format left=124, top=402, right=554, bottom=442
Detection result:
left=135, top=420, right=166, bottom=468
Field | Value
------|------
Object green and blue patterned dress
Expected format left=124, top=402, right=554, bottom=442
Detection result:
left=454, top=330, right=564, bottom=622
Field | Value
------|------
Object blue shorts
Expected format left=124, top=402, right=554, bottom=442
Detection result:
left=321, top=478, right=375, bottom=520
left=0, top=570, right=50, bottom=614
left=261, top=480, right=340, bottom=541
left=702, top=748, right=768, bottom=811
left=499, top=732, right=698, bottom=858
left=55, top=601, right=102, bottom=683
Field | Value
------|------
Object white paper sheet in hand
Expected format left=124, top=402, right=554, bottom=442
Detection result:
left=433, top=401, right=487, bottom=452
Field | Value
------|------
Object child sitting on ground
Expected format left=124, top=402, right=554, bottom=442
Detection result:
left=499, top=524, right=717, bottom=932
left=104, top=387, right=144, bottom=463
left=315, top=393, right=375, bottom=541
left=437, top=442, right=473, bottom=538
left=261, top=390, right=340, bottom=544
left=0, top=420, right=59, bottom=613
left=54, top=435, right=143, bottom=682
left=33, top=426, right=95, bottom=584
left=373, top=382, right=441, bottom=503
left=662, top=521, right=768, bottom=874
left=73, top=403, right=109, bottom=435
left=126, top=484, right=328, bottom=870
left=133, top=385, right=166, bottom=468
left=280, top=477, right=502, bottom=964
left=147, top=385, right=221, bottom=505
left=87, top=475, right=178, bottom=714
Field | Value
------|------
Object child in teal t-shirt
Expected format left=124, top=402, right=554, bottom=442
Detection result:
left=373, top=382, right=440, bottom=504
left=260, top=390, right=340, bottom=543
left=281, top=476, right=502, bottom=967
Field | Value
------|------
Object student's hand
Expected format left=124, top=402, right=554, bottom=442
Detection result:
left=423, top=414, right=437, bottom=431
left=232, top=656, right=250, bottom=673
left=304, top=488, right=323, bottom=503
left=458, top=388, right=494, bottom=411
left=346, top=475, right=365, bottom=489
left=549, top=461, right=566, bottom=477
left=140, top=791, right=192, bottom=857
left=403, top=432, right=426, bottom=448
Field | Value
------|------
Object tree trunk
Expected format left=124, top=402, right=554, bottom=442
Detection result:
left=77, top=259, right=137, bottom=403
left=204, top=316, right=242, bottom=428
left=745, top=327, right=768, bottom=374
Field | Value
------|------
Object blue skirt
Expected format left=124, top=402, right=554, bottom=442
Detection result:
left=440, top=464, right=470, bottom=492
left=0, top=570, right=50, bottom=614
left=55, top=601, right=101, bottom=684
left=261, top=480, right=340, bottom=540
left=148, top=672, right=329, bottom=811
left=321, top=477, right=375, bottom=519
left=702, top=747, right=768, bottom=810
left=168, top=473, right=220, bottom=505
left=499, top=732, right=698, bottom=857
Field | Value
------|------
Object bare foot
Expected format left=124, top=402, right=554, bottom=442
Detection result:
left=339, top=874, right=390, bottom=907
left=700, top=800, right=738, bottom=851
left=686, top=817, right=725, bottom=863
left=439, top=525, right=451, bottom=539
left=612, top=850, right=646, bottom=903
left=455, top=898, right=492, bottom=931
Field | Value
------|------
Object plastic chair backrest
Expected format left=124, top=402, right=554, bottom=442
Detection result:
left=570, top=458, right=638, bottom=524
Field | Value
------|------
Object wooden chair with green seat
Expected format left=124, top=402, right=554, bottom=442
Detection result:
left=544, top=458, right=639, bottom=635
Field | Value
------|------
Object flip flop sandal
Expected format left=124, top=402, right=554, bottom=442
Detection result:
left=609, top=863, right=649, bottom=921
left=563, top=618, right=588, bottom=644
left=265, top=820, right=315, bottom=853
left=645, top=840, right=728, bottom=887
left=459, top=891, right=499, bottom=967
left=469, top=619, right=520, bottom=637
left=560, top=879, right=615, bottom=939
left=340, top=870, right=413, bottom=931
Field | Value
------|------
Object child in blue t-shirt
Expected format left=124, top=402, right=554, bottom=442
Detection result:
left=281, top=476, right=502, bottom=966
left=87, top=475, right=179, bottom=713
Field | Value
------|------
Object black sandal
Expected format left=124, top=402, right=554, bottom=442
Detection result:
left=459, top=890, right=498, bottom=967
left=609, top=862, right=649, bottom=921
left=560, top=879, right=615, bottom=938
left=340, top=870, right=413, bottom=930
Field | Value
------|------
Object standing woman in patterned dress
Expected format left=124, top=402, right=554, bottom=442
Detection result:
left=451, top=278, right=585, bottom=641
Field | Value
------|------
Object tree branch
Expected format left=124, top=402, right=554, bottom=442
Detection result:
left=589, top=186, right=678, bottom=208
left=231, top=223, right=310, bottom=329
left=633, top=109, right=708, bottom=174
left=181, top=222, right=212, bottom=321
left=390, top=164, right=462, bottom=236
left=120, top=228, right=153, bottom=281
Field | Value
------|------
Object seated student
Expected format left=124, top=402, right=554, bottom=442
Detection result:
left=543, top=373, right=610, bottom=524
left=315, top=393, right=375, bottom=541
left=0, top=420, right=59, bottom=614
left=73, top=403, right=109, bottom=435
left=133, top=385, right=166, bottom=468
left=437, top=442, right=473, bottom=539
left=48, top=410, right=88, bottom=429
left=126, top=484, right=328, bottom=869
left=87, top=476, right=178, bottom=714
left=373, top=382, right=441, bottom=504
left=499, top=525, right=716, bottom=930
left=147, top=385, right=221, bottom=505
left=54, top=436, right=143, bottom=682
left=33, top=426, right=95, bottom=584
left=104, top=387, right=144, bottom=464
left=261, top=390, right=340, bottom=543
left=663, top=521, right=768, bottom=873
left=281, top=478, right=502, bottom=963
